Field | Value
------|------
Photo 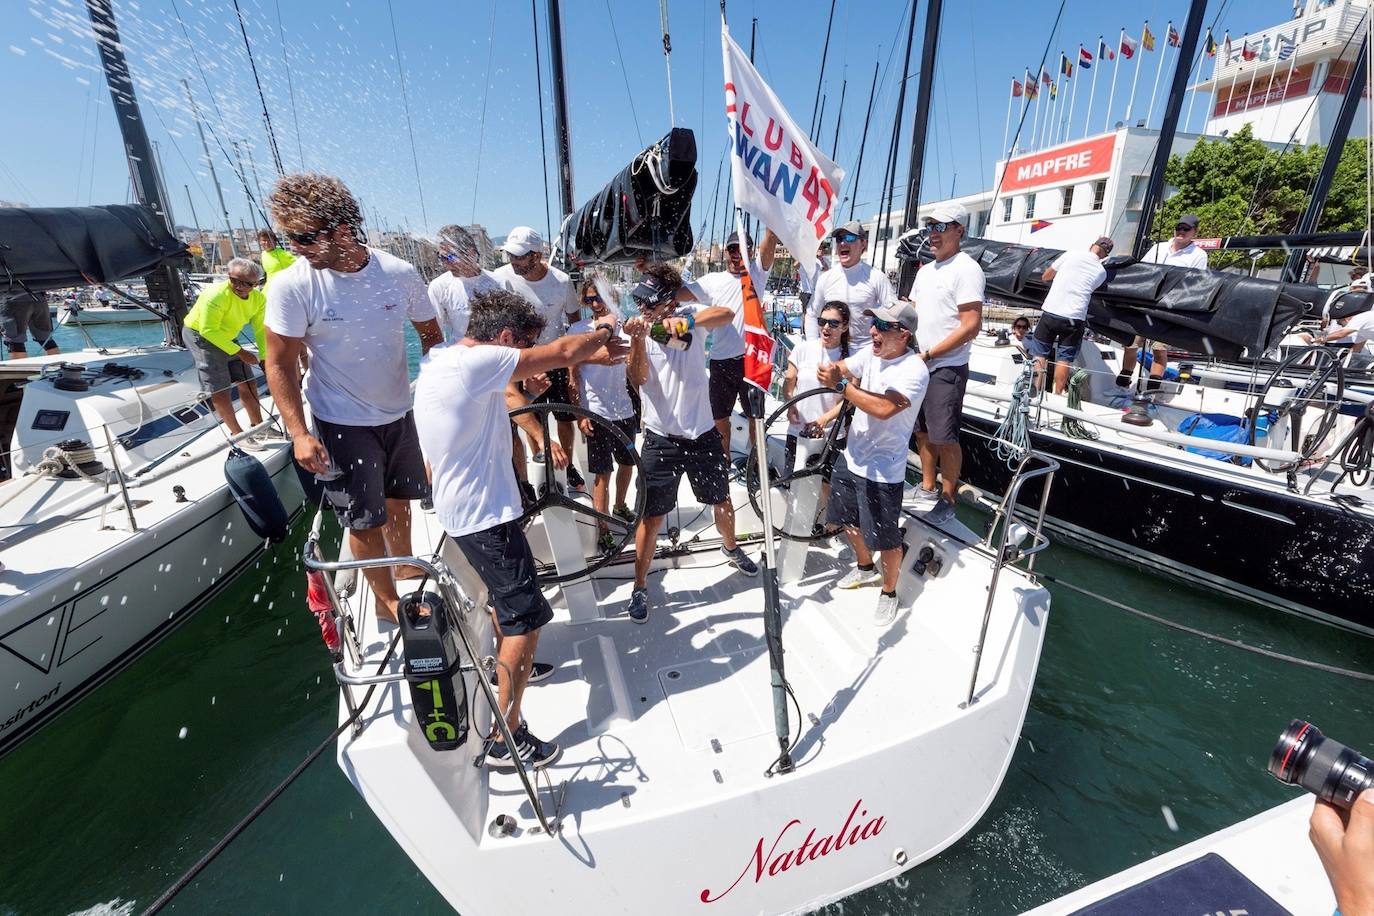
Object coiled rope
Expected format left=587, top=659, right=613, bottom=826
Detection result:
left=993, top=364, right=1034, bottom=468
left=1061, top=368, right=1100, bottom=440
left=0, top=441, right=104, bottom=512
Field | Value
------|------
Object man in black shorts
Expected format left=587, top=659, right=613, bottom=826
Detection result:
left=623, top=264, right=760, bottom=624
left=414, top=289, right=626, bottom=769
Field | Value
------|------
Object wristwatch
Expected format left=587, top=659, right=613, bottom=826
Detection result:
left=834, top=378, right=849, bottom=394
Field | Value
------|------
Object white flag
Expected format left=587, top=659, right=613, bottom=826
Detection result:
left=721, top=23, right=844, bottom=275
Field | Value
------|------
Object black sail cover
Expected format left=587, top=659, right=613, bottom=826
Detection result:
left=0, top=204, right=188, bottom=295
left=558, top=128, right=698, bottom=267
left=897, top=234, right=1327, bottom=359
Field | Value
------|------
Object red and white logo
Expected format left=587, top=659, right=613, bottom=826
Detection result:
left=1001, top=135, right=1117, bottom=192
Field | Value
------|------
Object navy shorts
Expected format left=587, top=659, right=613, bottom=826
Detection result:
left=1027, top=314, right=1086, bottom=363
left=915, top=363, right=969, bottom=446
left=825, top=454, right=905, bottom=551
left=639, top=428, right=730, bottom=517
left=586, top=416, right=638, bottom=475
left=314, top=412, right=430, bottom=529
left=455, top=519, right=553, bottom=637
left=709, top=356, right=760, bottom=420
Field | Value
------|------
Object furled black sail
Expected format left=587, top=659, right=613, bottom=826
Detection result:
left=0, top=204, right=188, bottom=295
left=558, top=128, right=698, bottom=267
left=898, top=234, right=1332, bottom=359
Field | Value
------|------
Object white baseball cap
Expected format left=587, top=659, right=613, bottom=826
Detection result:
left=923, top=202, right=969, bottom=227
left=502, top=226, right=544, bottom=256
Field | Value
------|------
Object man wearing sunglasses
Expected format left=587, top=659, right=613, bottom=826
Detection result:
left=264, top=173, right=444, bottom=626
left=813, top=220, right=896, bottom=342
left=622, top=263, right=760, bottom=625
left=1118, top=213, right=1209, bottom=391
left=910, top=202, right=984, bottom=525
left=428, top=224, right=501, bottom=341
left=182, top=257, right=269, bottom=442
left=816, top=302, right=928, bottom=626
left=494, top=226, right=586, bottom=491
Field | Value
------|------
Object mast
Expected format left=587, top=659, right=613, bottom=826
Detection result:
left=847, top=58, right=881, bottom=220
left=1283, top=35, right=1370, bottom=281
left=896, top=0, right=944, bottom=295
left=875, top=0, right=920, bottom=273
left=546, top=0, right=576, bottom=221
left=182, top=79, right=236, bottom=257
left=85, top=0, right=188, bottom=334
left=809, top=0, right=838, bottom=137
left=1131, top=0, right=1207, bottom=259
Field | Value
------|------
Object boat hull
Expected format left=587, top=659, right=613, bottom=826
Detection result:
left=0, top=453, right=302, bottom=756
left=959, top=413, right=1374, bottom=633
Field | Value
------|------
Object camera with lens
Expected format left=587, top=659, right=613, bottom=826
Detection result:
left=1269, top=719, right=1374, bottom=809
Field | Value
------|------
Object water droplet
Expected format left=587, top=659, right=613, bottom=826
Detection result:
left=178, top=726, right=188, bottom=739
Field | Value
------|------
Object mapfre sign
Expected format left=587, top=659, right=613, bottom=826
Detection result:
left=1001, top=135, right=1117, bottom=192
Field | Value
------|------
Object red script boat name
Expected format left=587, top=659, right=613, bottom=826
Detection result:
left=699, top=799, right=886, bottom=903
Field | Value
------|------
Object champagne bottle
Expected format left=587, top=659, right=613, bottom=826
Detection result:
left=649, top=319, right=693, bottom=351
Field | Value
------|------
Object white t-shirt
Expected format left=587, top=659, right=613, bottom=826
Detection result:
left=265, top=248, right=436, bottom=426
left=696, top=262, right=769, bottom=361
left=638, top=304, right=714, bottom=439
left=787, top=340, right=846, bottom=434
left=1343, top=311, right=1374, bottom=344
left=413, top=343, right=522, bottom=539
left=569, top=316, right=634, bottom=420
left=1042, top=250, right=1107, bottom=322
left=913, top=250, right=985, bottom=371
left=493, top=263, right=577, bottom=345
left=428, top=269, right=502, bottom=341
left=843, top=346, right=929, bottom=484
left=814, top=261, right=896, bottom=340
left=1145, top=240, right=1209, bottom=270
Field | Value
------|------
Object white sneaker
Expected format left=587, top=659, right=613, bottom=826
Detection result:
left=874, top=592, right=899, bottom=626
left=837, top=566, right=883, bottom=589
left=908, top=486, right=941, bottom=509
left=239, top=433, right=266, bottom=452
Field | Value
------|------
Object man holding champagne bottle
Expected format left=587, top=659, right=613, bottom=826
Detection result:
left=622, top=263, right=760, bottom=625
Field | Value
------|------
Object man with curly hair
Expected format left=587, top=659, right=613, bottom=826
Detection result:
left=264, top=173, right=444, bottom=624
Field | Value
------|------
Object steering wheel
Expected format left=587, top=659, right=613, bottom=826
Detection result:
left=744, top=387, right=855, bottom=542
left=1246, top=346, right=1345, bottom=473
left=509, top=402, right=644, bottom=583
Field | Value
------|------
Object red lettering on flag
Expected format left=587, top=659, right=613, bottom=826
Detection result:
left=740, top=270, right=774, bottom=391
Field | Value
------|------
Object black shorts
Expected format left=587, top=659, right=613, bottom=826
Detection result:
left=586, top=416, right=638, bottom=475
left=639, top=428, right=730, bottom=517
left=709, top=355, right=758, bottom=420
left=825, top=454, right=905, bottom=551
left=314, top=413, right=430, bottom=529
left=533, top=366, right=578, bottom=424
left=1028, top=313, right=1085, bottom=362
left=454, top=519, right=553, bottom=637
left=915, top=363, right=970, bottom=446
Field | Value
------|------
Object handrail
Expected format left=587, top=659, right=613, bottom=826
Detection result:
left=302, top=543, right=560, bottom=837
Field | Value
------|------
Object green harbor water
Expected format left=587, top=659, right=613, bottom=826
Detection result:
left=3, top=322, right=1372, bottom=914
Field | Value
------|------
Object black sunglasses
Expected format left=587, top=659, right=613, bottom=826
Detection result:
left=925, top=220, right=958, bottom=233
left=1175, top=224, right=1196, bottom=233
left=583, top=293, right=602, bottom=305
left=872, top=318, right=908, bottom=332
left=286, top=225, right=335, bottom=246
left=817, top=317, right=844, bottom=329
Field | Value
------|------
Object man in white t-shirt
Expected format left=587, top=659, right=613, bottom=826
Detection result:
left=817, top=302, right=929, bottom=626
left=813, top=220, right=897, bottom=341
left=910, top=202, right=984, bottom=524
left=623, top=263, right=761, bottom=624
left=1030, top=236, right=1112, bottom=394
left=1119, top=213, right=1210, bottom=391
left=692, top=228, right=778, bottom=460
left=413, top=288, right=626, bottom=771
left=427, top=224, right=501, bottom=341
left=799, top=241, right=831, bottom=340
left=493, top=226, right=586, bottom=489
left=1303, top=308, right=1374, bottom=351
left=264, top=173, right=444, bottom=625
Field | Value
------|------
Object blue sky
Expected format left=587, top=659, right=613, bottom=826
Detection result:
left=1, top=0, right=1280, bottom=243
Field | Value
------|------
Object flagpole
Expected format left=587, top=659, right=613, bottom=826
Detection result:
left=1126, top=22, right=1146, bottom=123
left=1270, top=43, right=1298, bottom=138
left=1260, top=42, right=1283, bottom=132
left=1032, top=80, right=1044, bottom=149
left=1243, top=41, right=1259, bottom=117
left=1184, top=39, right=1208, bottom=132
left=1105, top=28, right=1123, bottom=132
left=1146, top=23, right=1171, bottom=126
left=1085, top=40, right=1101, bottom=136
left=1067, top=51, right=1081, bottom=142
left=1002, top=78, right=1015, bottom=160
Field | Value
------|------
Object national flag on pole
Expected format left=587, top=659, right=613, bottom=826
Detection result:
left=722, top=22, right=842, bottom=389
left=1278, top=37, right=1296, bottom=61
left=1030, top=219, right=1054, bottom=233
left=1142, top=24, right=1156, bottom=52
left=1242, top=38, right=1258, bottom=61
left=1011, top=76, right=1023, bottom=97
left=1121, top=33, right=1138, bottom=59
left=1060, top=52, right=1073, bottom=78
left=1041, top=66, right=1052, bottom=85
left=1025, top=73, right=1039, bottom=98
left=1049, top=80, right=1058, bottom=100
left=1223, top=32, right=1232, bottom=58
left=1205, top=29, right=1217, bottom=58
left=1079, top=46, right=1094, bottom=69
left=1167, top=23, right=1181, bottom=47
left=1100, top=38, right=1115, bottom=61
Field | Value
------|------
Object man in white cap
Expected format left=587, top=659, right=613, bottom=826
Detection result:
left=494, top=226, right=585, bottom=490
left=1118, top=213, right=1209, bottom=391
left=909, top=201, right=983, bottom=524
left=428, top=224, right=501, bottom=340
left=813, top=219, right=896, bottom=342
left=816, top=301, right=928, bottom=626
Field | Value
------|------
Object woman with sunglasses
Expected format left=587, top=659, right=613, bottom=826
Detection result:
left=781, top=301, right=853, bottom=474
left=568, top=276, right=638, bottom=553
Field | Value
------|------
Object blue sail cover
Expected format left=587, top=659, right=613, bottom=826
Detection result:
left=0, top=204, right=188, bottom=295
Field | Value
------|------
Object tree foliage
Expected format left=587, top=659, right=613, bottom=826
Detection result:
left=1156, top=124, right=1368, bottom=270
